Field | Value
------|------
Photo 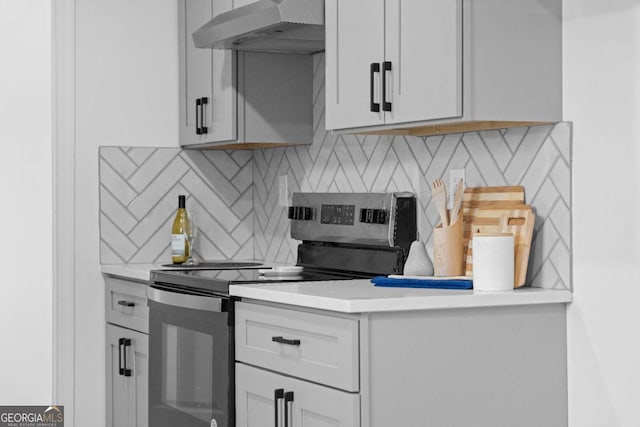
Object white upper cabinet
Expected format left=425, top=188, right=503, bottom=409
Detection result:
left=384, top=0, right=461, bottom=125
left=326, top=0, right=461, bottom=130
left=178, top=0, right=314, bottom=149
left=325, top=0, right=386, bottom=129
left=325, top=0, right=562, bottom=135
left=178, top=0, right=236, bottom=145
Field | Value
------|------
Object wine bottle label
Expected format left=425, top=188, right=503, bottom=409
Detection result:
left=171, top=233, right=187, bottom=256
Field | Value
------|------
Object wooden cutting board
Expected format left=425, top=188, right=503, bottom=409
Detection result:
left=462, top=186, right=525, bottom=209
left=462, top=207, right=535, bottom=288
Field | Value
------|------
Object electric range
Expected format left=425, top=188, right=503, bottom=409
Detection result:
left=146, top=192, right=417, bottom=427
left=150, top=192, right=417, bottom=294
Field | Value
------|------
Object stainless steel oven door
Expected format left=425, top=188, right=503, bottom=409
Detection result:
left=147, top=284, right=233, bottom=427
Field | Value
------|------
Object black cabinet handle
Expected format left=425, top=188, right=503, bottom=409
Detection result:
left=122, top=338, right=132, bottom=377
left=274, top=388, right=284, bottom=427
left=382, top=61, right=392, bottom=112
left=272, top=336, right=301, bottom=346
left=370, top=63, right=380, bottom=112
left=117, top=300, right=135, bottom=307
left=200, top=97, right=208, bottom=134
left=284, top=391, right=294, bottom=427
left=118, top=338, right=124, bottom=376
left=195, top=98, right=202, bottom=135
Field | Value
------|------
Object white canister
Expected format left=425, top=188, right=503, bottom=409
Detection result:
left=472, top=233, right=514, bottom=291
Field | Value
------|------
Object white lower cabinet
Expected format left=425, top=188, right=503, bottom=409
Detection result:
left=235, top=363, right=360, bottom=427
left=105, top=276, right=149, bottom=427
left=235, top=300, right=568, bottom=426
left=235, top=301, right=359, bottom=392
left=106, top=324, right=149, bottom=427
left=235, top=301, right=361, bottom=426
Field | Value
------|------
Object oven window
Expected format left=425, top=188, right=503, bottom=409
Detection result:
left=148, top=296, right=231, bottom=427
left=162, top=324, right=214, bottom=423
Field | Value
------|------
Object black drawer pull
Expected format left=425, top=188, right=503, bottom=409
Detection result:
left=122, top=338, right=132, bottom=377
left=370, top=62, right=380, bottom=112
left=284, top=391, right=294, bottom=427
left=274, top=388, right=284, bottom=427
left=200, top=97, right=208, bottom=134
left=117, top=300, right=135, bottom=307
left=272, top=336, right=301, bottom=346
left=195, top=98, right=202, bottom=135
left=118, top=338, right=124, bottom=376
left=382, top=61, right=392, bottom=112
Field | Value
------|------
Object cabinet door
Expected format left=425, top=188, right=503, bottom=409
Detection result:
left=384, top=0, right=462, bottom=125
left=325, top=0, right=385, bottom=130
left=178, top=0, right=236, bottom=146
left=236, top=363, right=360, bottom=427
left=106, top=324, right=149, bottom=427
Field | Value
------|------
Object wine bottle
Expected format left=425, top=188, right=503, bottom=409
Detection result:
left=171, top=195, right=190, bottom=264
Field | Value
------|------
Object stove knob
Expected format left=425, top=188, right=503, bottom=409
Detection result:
left=359, top=208, right=387, bottom=224
left=288, top=206, right=312, bottom=220
left=288, top=206, right=298, bottom=219
left=301, top=207, right=312, bottom=220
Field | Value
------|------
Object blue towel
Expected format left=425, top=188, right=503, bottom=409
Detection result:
left=371, top=276, right=473, bottom=290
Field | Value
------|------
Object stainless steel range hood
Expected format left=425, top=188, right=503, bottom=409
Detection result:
left=192, top=0, right=324, bottom=54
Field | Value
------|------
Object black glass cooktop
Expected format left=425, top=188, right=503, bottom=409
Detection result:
left=150, top=267, right=369, bottom=296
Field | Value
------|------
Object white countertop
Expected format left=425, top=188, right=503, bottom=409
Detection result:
left=100, top=260, right=271, bottom=282
left=229, top=280, right=572, bottom=313
left=101, top=263, right=160, bottom=281
left=101, top=264, right=572, bottom=314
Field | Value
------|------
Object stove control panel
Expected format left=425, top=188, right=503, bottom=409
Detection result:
left=289, top=192, right=416, bottom=249
left=321, top=204, right=355, bottom=225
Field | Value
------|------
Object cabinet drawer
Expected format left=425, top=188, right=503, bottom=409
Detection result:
left=236, top=363, right=360, bottom=427
left=105, top=277, right=148, bottom=333
left=235, top=302, right=359, bottom=392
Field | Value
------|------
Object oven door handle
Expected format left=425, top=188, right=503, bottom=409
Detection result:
left=147, top=286, right=224, bottom=312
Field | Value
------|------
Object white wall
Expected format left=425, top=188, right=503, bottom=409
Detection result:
left=73, top=0, right=178, bottom=424
left=0, top=1, right=52, bottom=403
left=564, top=1, right=640, bottom=425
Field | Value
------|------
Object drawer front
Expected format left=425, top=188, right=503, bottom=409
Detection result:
left=236, top=363, right=360, bottom=427
left=105, top=277, right=148, bottom=333
left=235, top=302, right=359, bottom=392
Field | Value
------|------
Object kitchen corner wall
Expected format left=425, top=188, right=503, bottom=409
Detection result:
left=99, top=54, right=572, bottom=290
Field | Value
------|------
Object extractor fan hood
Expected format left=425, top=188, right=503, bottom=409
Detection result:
left=192, top=0, right=324, bottom=54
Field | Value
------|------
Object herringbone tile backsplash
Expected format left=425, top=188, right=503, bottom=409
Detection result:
left=100, top=54, right=572, bottom=289
left=254, top=123, right=572, bottom=290
left=99, top=148, right=254, bottom=264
